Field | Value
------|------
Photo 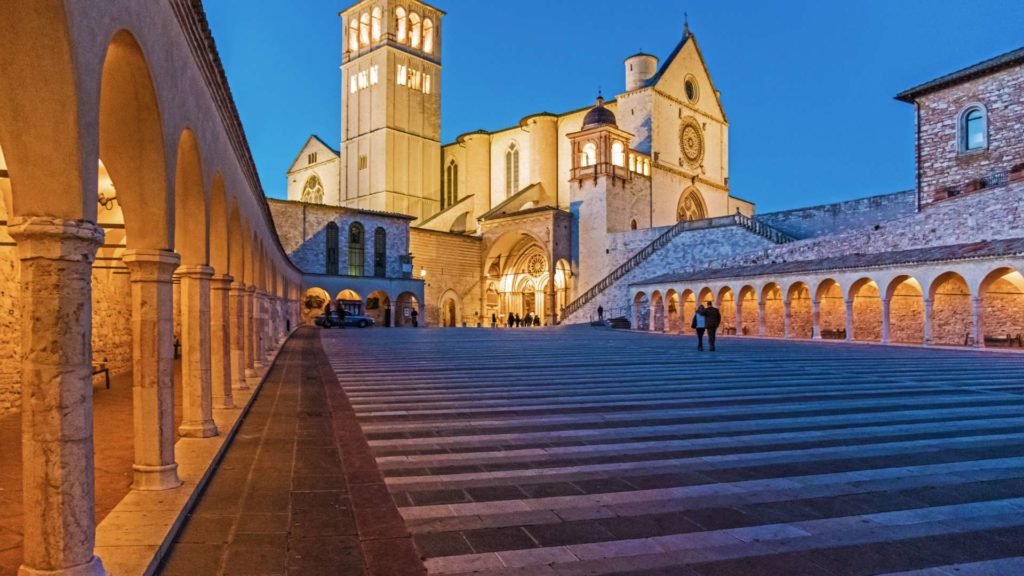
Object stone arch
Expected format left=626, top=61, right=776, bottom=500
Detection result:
left=99, top=30, right=171, bottom=250
left=439, top=289, right=461, bottom=327
left=928, top=271, right=972, bottom=346
left=228, top=202, right=245, bottom=281
left=666, top=289, right=682, bottom=332
left=302, top=287, right=331, bottom=324
left=633, top=291, right=650, bottom=331
left=209, top=174, right=229, bottom=276
left=395, top=291, right=420, bottom=327
left=366, top=290, right=392, bottom=327
left=697, top=286, right=714, bottom=308
left=787, top=281, right=813, bottom=339
left=886, top=275, right=924, bottom=344
left=680, top=289, right=696, bottom=334
left=173, top=129, right=210, bottom=265
left=336, top=288, right=363, bottom=316
left=553, top=258, right=572, bottom=323
left=717, top=286, right=736, bottom=334
left=761, top=282, right=784, bottom=337
left=676, top=187, right=706, bottom=222
left=651, top=290, right=665, bottom=332
left=979, top=267, right=1024, bottom=347
left=738, top=285, right=758, bottom=336
left=849, top=277, right=882, bottom=342
left=815, top=278, right=846, bottom=339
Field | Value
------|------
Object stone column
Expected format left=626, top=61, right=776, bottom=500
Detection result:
left=880, top=298, right=891, bottom=345
left=812, top=300, right=821, bottom=340
left=757, top=301, right=766, bottom=337
left=734, top=300, right=743, bottom=336
left=9, top=217, right=107, bottom=576
left=546, top=283, right=557, bottom=326
left=123, top=249, right=182, bottom=491
left=923, top=298, right=934, bottom=346
left=244, top=286, right=258, bottom=377
left=210, top=274, right=235, bottom=409
left=229, top=282, right=250, bottom=389
left=844, top=299, right=854, bottom=342
left=252, top=289, right=266, bottom=369
left=783, top=300, right=792, bottom=339
left=972, top=296, right=984, bottom=348
left=177, top=266, right=217, bottom=438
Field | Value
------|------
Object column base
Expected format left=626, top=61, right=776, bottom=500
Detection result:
left=218, top=397, right=236, bottom=410
left=232, top=378, right=251, bottom=391
left=132, top=463, right=182, bottom=491
left=244, top=368, right=258, bottom=379
left=19, top=556, right=107, bottom=576
left=178, top=420, right=219, bottom=438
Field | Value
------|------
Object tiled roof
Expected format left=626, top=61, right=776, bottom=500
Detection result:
left=895, top=46, right=1024, bottom=102
left=635, top=238, right=1024, bottom=286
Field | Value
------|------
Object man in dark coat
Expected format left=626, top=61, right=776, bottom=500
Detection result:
left=703, top=300, right=721, bottom=351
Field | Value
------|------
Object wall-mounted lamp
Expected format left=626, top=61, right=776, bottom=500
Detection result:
left=98, top=190, right=118, bottom=211
left=419, top=267, right=427, bottom=278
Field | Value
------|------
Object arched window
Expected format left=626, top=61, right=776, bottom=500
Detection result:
left=359, top=12, right=370, bottom=47
left=677, top=190, right=706, bottom=222
left=409, top=12, right=422, bottom=49
left=348, top=222, right=365, bottom=276
left=395, top=7, right=408, bottom=43
left=326, top=222, right=339, bottom=275
left=374, top=227, right=387, bottom=277
left=423, top=18, right=434, bottom=54
left=348, top=18, right=359, bottom=52
left=961, top=106, right=987, bottom=152
left=301, top=174, right=324, bottom=203
left=630, top=219, right=638, bottom=230
left=612, top=141, right=625, bottom=167
left=581, top=143, right=597, bottom=167
left=505, top=143, right=520, bottom=196
left=371, top=7, right=382, bottom=42
left=445, top=160, right=458, bottom=207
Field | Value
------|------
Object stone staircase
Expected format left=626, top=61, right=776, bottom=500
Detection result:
left=560, top=212, right=795, bottom=323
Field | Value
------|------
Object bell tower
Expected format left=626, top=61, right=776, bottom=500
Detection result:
left=340, top=0, right=443, bottom=221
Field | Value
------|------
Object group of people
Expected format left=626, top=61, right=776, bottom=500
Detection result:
left=492, top=312, right=542, bottom=328
left=691, top=300, right=722, bottom=351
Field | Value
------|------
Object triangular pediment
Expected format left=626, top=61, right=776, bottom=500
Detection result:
left=650, top=34, right=727, bottom=123
left=287, top=135, right=340, bottom=173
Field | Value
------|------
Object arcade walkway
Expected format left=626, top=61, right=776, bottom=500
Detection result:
left=164, top=327, right=1024, bottom=575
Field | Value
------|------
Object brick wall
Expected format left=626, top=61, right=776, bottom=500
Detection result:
left=916, top=64, right=1024, bottom=206
left=409, top=229, right=483, bottom=326
left=756, top=191, right=916, bottom=240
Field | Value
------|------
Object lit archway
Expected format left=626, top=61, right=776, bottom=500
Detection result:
left=738, top=285, right=758, bottom=336
left=302, top=287, right=331, bottom=324
left=633, top=291, right=650, bottom=331
left=886, top=276, right=924, bottom=344
left=850, top=277, right=882, bottom=342
left=762, top=283, right=784, bottom=337
left=439, top=290, right=460, bottom=327
left=336, top=288, right=364, bottom=316
left=395, top=292, right=420, bottom=327
left=651, top=290, right=665, bottom=332
left=816, top=279, right=846, bottom=339
left=666, top=290, right=682, bottom=332
left=787, top=282, right=813, bottom=339
left=979, top=268, right=1024, bottom=347
left=680, top=289, right=696, bottom=334
left=929, top=272, right=972, bottom=346
left=718, top=287, right=736, bottom=335
left=366, top=290, right=392, bottom=327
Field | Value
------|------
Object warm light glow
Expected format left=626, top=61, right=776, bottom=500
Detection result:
left=395, top=7, right=408, bottom=43
left=359, top=12, right=370, bottom=47
left=397, top=64, right=407, bottom=86
left=423, top=18, right=434, bottom=54
left=582, top=143, right=597, bottom=167
left=612, top=142, right=625, bottom=167
left=410, top=12, right=422, bottom=49
left=348, top=19, right=359, bottom=52
left=420, top=267, right=427, bottom=278
left=371, top=7, right=382, bottom=42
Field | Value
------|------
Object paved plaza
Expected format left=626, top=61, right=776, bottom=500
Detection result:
left=162, top=328, right=1024, bottom=575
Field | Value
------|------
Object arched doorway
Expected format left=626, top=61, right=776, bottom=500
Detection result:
left=553, top=259, right=571, bottom=323
left=365, top=290, right=392, bottom=327
left=440, top=291, right=460, bottom=327
left=633, top=292, right=650, bottom=330
left=666, top=290, right=682, bottom=332
left=676, top=188, right=707, bottom=222
left=396, top=292, right=420, bottom=327
left=485, top=233, right=552, bottom=325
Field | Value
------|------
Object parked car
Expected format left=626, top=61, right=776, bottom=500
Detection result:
left=315, top=311, right=375, bottom=328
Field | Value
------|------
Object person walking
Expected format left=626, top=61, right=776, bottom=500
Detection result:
left=491, top=312, right=497, bottom=328
left=691, top=304, right=707, bottom=351
left=597, top=305, right=604, bottom=322
left=337, top=305, right=347, bottom=329
left=507, top=312, right=514, bottom=328
left=524, top=312, right=533, bottom=327
left=533, top=315, right=541, bottom=327
left=703, top=300, right=722, bottom=351
left=411, top=308, right=419, bottom=327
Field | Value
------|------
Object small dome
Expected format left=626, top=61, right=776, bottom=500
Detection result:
left=582, top=96, right=616, bottom=130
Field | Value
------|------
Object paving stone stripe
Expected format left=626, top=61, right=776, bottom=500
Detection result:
left=322, top=328, right=1024, bottom=575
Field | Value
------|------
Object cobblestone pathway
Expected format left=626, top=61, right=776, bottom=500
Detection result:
left=320, top=328, right=1024, bottom=576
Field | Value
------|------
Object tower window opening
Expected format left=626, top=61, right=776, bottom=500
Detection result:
left=371, top=7, right=382, bottom=42
left=612, top=141, right=625, bottom=167
left=410, top=12, right=422, bottom=49
left=505, top=143, right=520, bottom=196
left=348, top=19, right=359, bottom=52
left=395, top=7, right=408, bottom=43
left=582, top=143, right=597, bottom=167
left=359, top=12, right=370, bottom=47
left=397, top=64, right=408, bottom=86
left=423, top=18, right=434, bottom=54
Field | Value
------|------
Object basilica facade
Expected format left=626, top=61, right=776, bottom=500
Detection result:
left=283, top=0, right=752, bottom=326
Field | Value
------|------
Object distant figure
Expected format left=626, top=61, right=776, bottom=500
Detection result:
left=492, top=312, right=497, bottom=328
left=507, top=312, right=514, bottom=328
left=514, top=313, right=521, bottom=327
left=597, top=305, right=604, bottom=322
left=533, top=315, right=541, bottom=327
left=524, top=313, right=533, bottom=327
left=338, top=306, right=347, bottom=329
left=703, top=300, right=722, bottom=352
left=323, top=301, right=333, bottom=328
left=411, top=308, right=419, bottom=327
left=692, top=304, right=706, bottom=351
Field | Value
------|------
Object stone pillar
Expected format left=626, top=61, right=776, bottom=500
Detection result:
left=244, top=286, right=257, bottom=377
left=123, top=249, right=182, bottom=491
left=9, top=218, right=107, bottom=576
left=210, top=274, right=235, bottom=409
left=177, top=266, right=217, bottom=438
left=734, top=300, right=742, bottom=336
left=757, top=301, right=766, bottom=337
left=783, top=300, right=792, bottom=339
left=546, top=282, right=557, bottom=326
left=812, top=299, right=821, bottom=340
left=251, top=289, right=265, bottom=369
left=880, top=298, right=891, bottom=345
left=923, top=298, right=934, bottom=346
left=972, top=296, right=984, bottom=348
left=844, top=299, right=854, bottom=342
left=229, top=282, right=250, bottom=389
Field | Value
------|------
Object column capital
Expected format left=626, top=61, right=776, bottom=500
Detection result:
left=123, top=249, right=180, bottom=281
left=211, top=274, right=234, bottom=289
left=246, top=285, right=257, bottom=294
left=7, top=216, right=103, bottom=261
left=176, top=264, right=215, bottom=280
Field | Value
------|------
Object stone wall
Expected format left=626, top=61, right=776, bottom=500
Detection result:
left=91, top=269, right=132, bottom=375
left=915, top=64, right=1024, bottom=206
left=756, top=191, right=916, bottom=240
left=0, top=243, right=20, bottom=416
left=409, top=229, right=483, bottom=327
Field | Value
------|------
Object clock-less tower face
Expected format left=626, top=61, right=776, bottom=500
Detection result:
left=679, top=117, right=704, bottom=168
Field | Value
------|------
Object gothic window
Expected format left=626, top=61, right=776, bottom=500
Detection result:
left=348, top=222, right=365, bottom=276
left=409, top=12, right=422, bottom=49
left=677, top=190, right=706, bottom=222
left=326, top=222, right=339, bottom=275
left=348, top=18, right=359, bottom=52
left=631, top=219, right=638, bottom=230
left=359, top=12, right=371, bottom=46
left=961, top=106, right=987, bottom=152
left=423, top=18, right=434, bottom=54
left=445, top=160, right=458, bottom=207
left=395, top=7, right=408, bottom=43
left=505, top=143, right=520, bottom=196
left=612, top=141, right=625, bottom=167
left=371, top=7, right=382, bottom=42
left=374, top=227, right=387, bottom=277
left=581, top=142, right=597, bottom=167
left=301, top=174, right=324, bottom=203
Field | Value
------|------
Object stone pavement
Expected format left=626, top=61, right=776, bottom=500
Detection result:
left=318, top=327, right=1024, bottom=576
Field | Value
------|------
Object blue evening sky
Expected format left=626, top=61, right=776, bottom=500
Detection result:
left=205, top=1, right=1023, bottom=213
